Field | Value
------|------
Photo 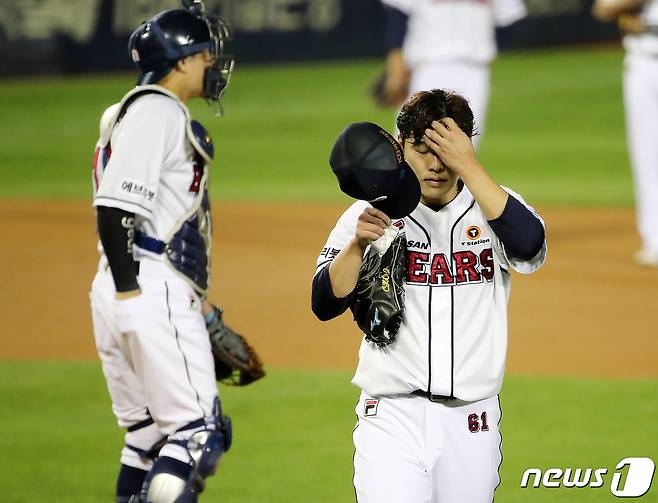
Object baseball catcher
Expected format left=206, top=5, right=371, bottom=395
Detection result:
left=351, top=227, right=408, bottom=347
left=205, top=306, right=265, bottom=386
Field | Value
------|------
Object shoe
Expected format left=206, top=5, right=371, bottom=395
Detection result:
left=633, top=249, right=658, bottom=267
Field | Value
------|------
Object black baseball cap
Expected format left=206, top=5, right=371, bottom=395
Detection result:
left=329, top=122, right=421, bottom=218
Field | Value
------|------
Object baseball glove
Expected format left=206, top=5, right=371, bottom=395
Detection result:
left=618, top=12, right=646, bottom=34
left=369, top=68, right=409, bottom=108
left=206, top=306, right=265, bottom=386
left=369, top=68, right=390, bottom=107
left=350, top=229, right=407, bottom=347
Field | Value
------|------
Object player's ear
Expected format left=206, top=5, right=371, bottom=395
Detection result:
left=175, top=56, right=191, bottom=73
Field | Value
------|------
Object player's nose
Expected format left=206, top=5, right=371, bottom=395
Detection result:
left=428, top=154, right=445, bottom=172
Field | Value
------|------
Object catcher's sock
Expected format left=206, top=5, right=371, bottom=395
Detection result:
left=116, top=463, right=148, bottom=502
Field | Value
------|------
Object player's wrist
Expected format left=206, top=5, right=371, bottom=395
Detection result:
left=455, top=159, right=486, bottom=183
left=201, top=298, right=215, bottom=317
left=352, top=236, right=370, bottom=253
left=205, top=305, right=223, bottom=326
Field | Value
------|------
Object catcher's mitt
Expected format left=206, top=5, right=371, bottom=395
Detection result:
left=206, top=306, right=265, bottom=386
left=350, top=229, right=407, bottom=347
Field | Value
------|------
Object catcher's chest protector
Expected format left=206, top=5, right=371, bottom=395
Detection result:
left=93, top=85, right=215, bottom=294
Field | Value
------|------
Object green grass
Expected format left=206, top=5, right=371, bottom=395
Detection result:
left=1, top=361, right=655, bottom=502
left=0, top=46, right=634, bottom=205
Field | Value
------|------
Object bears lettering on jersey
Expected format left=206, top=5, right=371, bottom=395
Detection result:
left=189, top=160, right=203, bottom=193
left=407, top=248, right=494, bottom=285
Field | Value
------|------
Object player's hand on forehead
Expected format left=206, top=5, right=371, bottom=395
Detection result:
left=423, top=118, right=477, bottom=173
left=429, top=117, right=461, bottom=136
left=423, top=117, right=468, bottom=146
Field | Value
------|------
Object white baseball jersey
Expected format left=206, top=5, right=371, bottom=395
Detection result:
left=316, top=186, right=546, bottom=402
left=623, top=0, right=658, bottom=55
left=93, top=85, right=209, bottom=262
left=381, top=0, right=527, bottom=65
left=90, top=85, right=218, bottom=470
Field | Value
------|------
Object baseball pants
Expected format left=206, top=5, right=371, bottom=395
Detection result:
left=624, top=52, right=658, bottom=254
left=409, top=61, right=490, bottom=149
left=90, top=257, right=218, bottom=470
left=353, top=392, right=502, bottom=503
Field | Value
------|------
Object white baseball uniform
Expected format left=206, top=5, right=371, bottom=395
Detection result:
left=622, top=0, right=658, bottom=261
left=382, top=0, right=527, bottom=146
left=90, top=85, right=217, bottom=471
left=315, top=187, right=546, bottom=502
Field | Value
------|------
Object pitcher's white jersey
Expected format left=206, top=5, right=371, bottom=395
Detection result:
left=93, top=85, right=207, bottom=257
left=316, top=186, right=546, bottom=401
left=381, top=0, right=527, bottom=65
left=623, top=0, right=658, bottom=55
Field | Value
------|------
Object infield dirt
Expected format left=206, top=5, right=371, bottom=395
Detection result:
left=1, top=200, right=656, bottom=378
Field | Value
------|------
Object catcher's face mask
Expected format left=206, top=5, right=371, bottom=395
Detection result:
left=203, top=14, right=235, bottom=115
left=183, top=0, right=235, bottom=115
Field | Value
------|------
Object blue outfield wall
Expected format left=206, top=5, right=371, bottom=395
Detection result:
left=0, top=0, right=619, bottom=77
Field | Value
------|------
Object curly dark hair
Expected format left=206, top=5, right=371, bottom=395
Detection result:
left=396, top=89, right=476, bottom=143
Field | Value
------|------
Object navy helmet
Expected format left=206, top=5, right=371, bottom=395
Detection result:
left=128, top=1, right=234, bottom=110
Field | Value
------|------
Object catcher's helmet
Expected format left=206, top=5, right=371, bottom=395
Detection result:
left=128, top=3, right=234, bottom=110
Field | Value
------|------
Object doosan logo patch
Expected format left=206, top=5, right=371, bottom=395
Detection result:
left=364, top=399, right=379, bottom=417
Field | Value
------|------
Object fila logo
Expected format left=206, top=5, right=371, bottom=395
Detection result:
left=364, top=399, right=379, bottom=417
left=393, top=220, right=405, bottom=230
left=466, top=226, right=481, bottom=240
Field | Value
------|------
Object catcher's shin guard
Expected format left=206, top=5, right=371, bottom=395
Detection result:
left=141, top=401, right=232, bottom=502
left=142, top=456, right=195, bottom=503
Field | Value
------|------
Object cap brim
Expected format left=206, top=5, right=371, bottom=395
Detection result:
left=370, top=163, right=421, bottom=219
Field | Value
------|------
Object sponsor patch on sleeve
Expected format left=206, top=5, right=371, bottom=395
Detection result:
left=120, top=177, right=156, bottom=202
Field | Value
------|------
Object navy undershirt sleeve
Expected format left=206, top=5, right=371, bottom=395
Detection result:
left=311, top=265, right=353, bottom=321
left=488, top=195, right=545, bottom=260
left=97, top=206, right=140, bottom=292
left=384, top=6, right=408, bottom=51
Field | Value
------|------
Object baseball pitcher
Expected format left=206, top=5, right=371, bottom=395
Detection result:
left=312, top=89, right=546, bottom=502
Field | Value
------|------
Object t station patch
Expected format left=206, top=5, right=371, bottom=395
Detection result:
left=466, top=226, right=481, bottom=240
left=364, top=399, right=380, bottom=417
